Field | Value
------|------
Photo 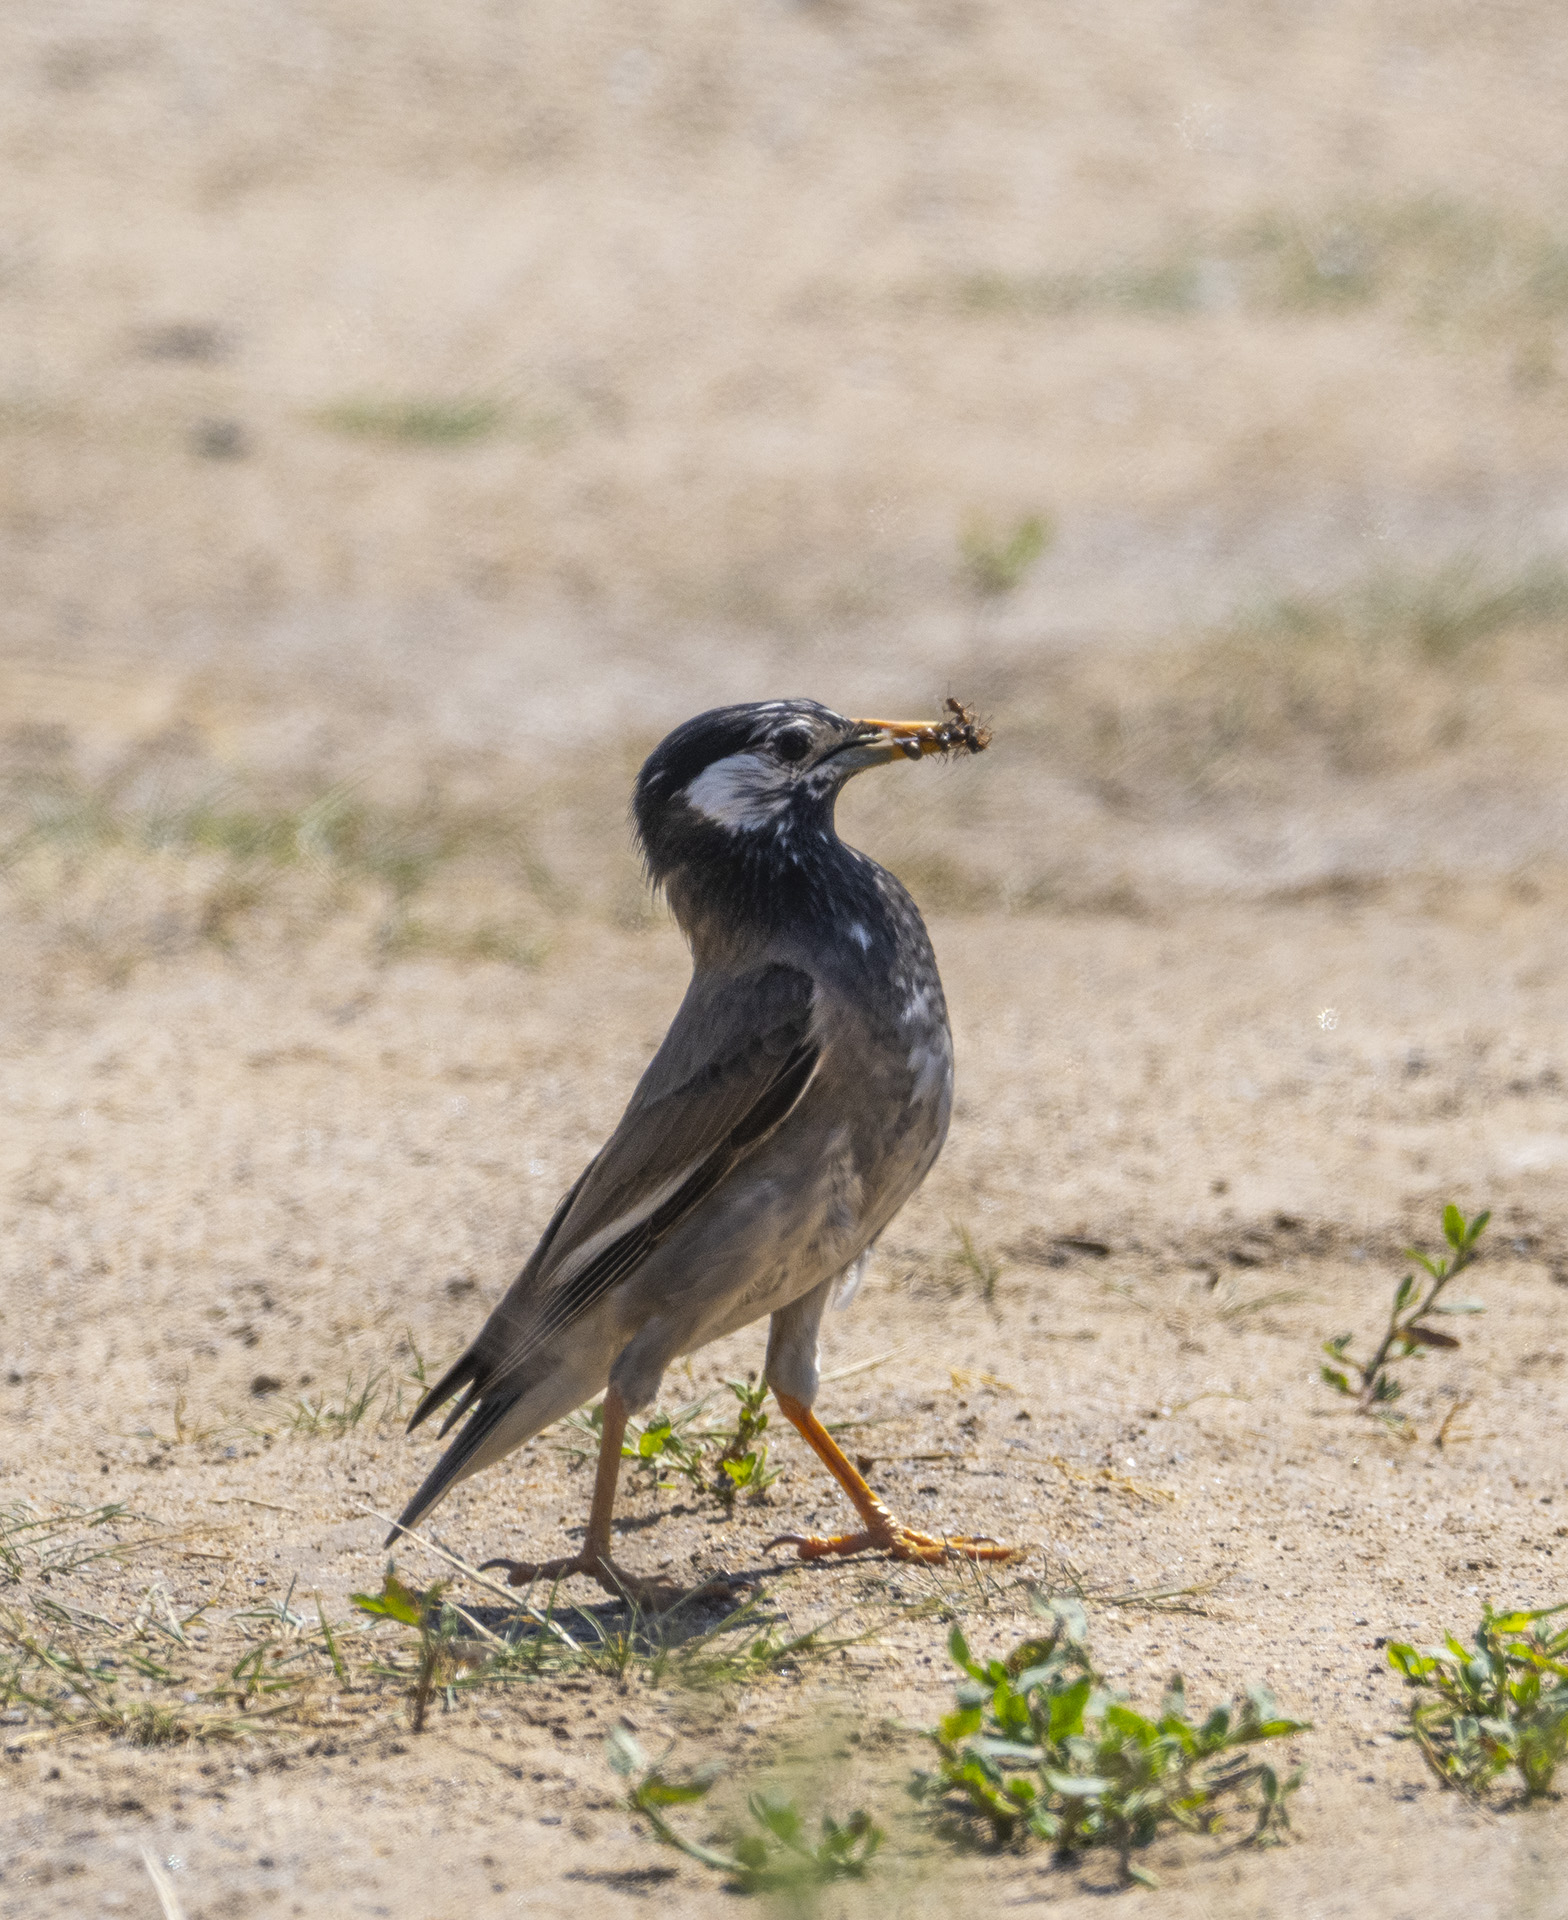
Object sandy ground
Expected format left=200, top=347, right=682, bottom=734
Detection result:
left=5, top=4, right=1568, bottom=1915
left=3, top=866, right=1568, bottom=1918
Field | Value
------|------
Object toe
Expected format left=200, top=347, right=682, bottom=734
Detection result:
left=766, top=1529, right=877, bottom=1561
left=933, top=1535, right=1020, bottom=1564
left=479, top=1553, right=587, bottom=1589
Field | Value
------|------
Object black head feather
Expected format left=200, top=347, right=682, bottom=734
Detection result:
left=635, top=700, right=903, bottom=946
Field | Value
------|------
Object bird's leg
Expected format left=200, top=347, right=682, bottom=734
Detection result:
left=766, top=1392, right=1018, bottom=1565
left=480, top=1386, right=738, bottom=1612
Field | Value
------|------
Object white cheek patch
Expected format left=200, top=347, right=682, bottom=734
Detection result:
left=683, top=751, right=791, bottom=831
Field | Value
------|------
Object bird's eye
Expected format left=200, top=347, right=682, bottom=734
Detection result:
left=774, top=728, right=812, bottom=764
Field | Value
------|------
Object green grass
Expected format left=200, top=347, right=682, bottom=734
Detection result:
left=0, top=1502, right=138, bottom=1586
left=0, top=761, right=555, bottom=973
left=0, top=1565, right=339, bottom=1746
left=314, top=397, right=504, bottom=444
left=352, top=1541, right=895, bottom=1706
left=2, top=770, right=531, bottom=897
left=958, top=258, right=1208, bottom=317
left=1045, top=557, right=1568, bottom=809
left=947, top=1220, right=1004, bottom=1307
left=3, top=1498, right=901, bottom=1755
left=288, top=1369, right=389, bottom=1439
left=953, top=196, right=1568, bottom=337
left=959, top=513, right=1052, bottom=596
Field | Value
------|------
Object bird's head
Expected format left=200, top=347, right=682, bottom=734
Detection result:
left=633, top=698, right=989, bottom=935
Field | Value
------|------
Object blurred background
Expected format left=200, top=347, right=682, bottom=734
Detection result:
left=3, top=0, right=1568, bottom=969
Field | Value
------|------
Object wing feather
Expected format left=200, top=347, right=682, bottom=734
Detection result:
left=408, top=964, right=816, bottom=1427
left=386, top=964, right=819, bottom=1542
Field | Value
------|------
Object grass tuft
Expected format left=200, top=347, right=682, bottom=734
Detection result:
left=1039, top=558, right=1568, bottom=814
left=0, top=1502, right=139, bottom=1586
left=314, top=397, right=504, bottom=444
left=947, top=1219, right=1005, bottom=1307
left=0, top=762, right=554, bottom=974
left=960, top=513, right=1051, bottom=596
left=288, top=1370, right=388, bottom=1439
left=953, top=197, right=1568, bottom=338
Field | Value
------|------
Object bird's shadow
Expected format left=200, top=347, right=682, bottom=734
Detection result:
left=605, top=1505, right=698, bottom=1533
left=452, top=1556, right=796, bottom=1657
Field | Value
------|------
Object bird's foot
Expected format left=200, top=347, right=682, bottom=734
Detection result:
left=766, top=1519, right=1020, bottom=1565
left=479, top=1550, right=742, bottom=1613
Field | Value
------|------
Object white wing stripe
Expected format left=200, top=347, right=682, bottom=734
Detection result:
left=542, top=1160, right=703, bottom=1292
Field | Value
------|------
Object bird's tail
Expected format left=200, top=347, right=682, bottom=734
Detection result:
left=384, top=1348, right=607, bottom=1547
left=385, top=1395, right=516, bottom=1544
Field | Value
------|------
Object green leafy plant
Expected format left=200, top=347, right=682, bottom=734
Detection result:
left=1388, top=1601, right=1568, bottom=1799
left=1320, top=1203, right=1489, bottom=1423
left=711, top=1375, right=781, bottom=1506
left=916, top=1598, right=1306, bottom=1887
left=628, top=1406, right=710, bottom=1493
left=351, top=1568, right=457, bottom=1732
left=608, top=1727, right=883, bottom=1894
left=563, top=1378, right=783, bottom=1508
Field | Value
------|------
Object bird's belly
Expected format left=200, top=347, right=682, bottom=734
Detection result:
left=607, top=1122, right=863, bottom=1347
left=604, top=1022, right=952, bottom=1381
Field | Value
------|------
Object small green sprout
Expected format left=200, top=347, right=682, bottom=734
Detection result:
left=563, top=1378, right=783, bottom=1509
left=315, top=397, right=503, bottom=444
left=628, top=1407, right=710, bottom=1493
left=711, top=1375, right=781, bottom=1506
left=1388, top=1600, right=1568, bottom=1799
left=916, top=1598, right=1307, bottom=1886
left=351, top=1568, right=458, bottom=1732
left=608, top=1727, right=883, bottom=1893
left=1320, top=1202, right=1489, bottom=1425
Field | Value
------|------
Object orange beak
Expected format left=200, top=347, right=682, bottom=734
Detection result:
left=845, top=704, right=992, bottom=763
left=848, top=717, right=955, bottom=761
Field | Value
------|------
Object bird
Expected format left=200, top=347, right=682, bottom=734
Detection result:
left=387, top=696, right=1015, bottom=1606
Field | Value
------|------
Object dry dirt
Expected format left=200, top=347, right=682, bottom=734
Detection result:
left=4, top=776, right=1568, bottom=1919
left=5, top=4, right=1568, bottom=1916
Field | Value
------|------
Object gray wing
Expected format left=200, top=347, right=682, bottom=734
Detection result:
left=403, top=962, right=818, bottom=1443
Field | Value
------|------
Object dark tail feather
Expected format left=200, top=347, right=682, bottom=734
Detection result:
left=384, top=1393, right=514, bottom=1546
left=406, top=1351, right=479, bottom=1435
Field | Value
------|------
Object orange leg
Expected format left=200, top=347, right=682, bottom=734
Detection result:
left=481, top=1386, right=739, bottom=1612
left=766, top=1392, right=1018, bottom=1565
